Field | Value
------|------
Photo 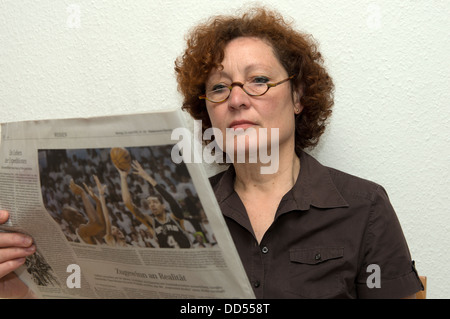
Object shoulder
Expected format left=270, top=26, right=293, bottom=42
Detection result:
left=326, top=167, right=385, bottom=203
left=300, top=151, right=389, bottom=206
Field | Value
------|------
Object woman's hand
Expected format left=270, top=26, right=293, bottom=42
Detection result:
left=0, top=210, right=37, bottom=298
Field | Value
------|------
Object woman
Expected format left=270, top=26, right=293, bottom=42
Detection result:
left=174, top=7, right=423, bottom=298
left=0, top=7, right=422, bottom=299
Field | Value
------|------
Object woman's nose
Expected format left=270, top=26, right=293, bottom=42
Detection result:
left=228, top=84, right=250, bottom=110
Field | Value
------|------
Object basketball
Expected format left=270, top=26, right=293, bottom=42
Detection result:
left=110, top=147, right=131, bottom=171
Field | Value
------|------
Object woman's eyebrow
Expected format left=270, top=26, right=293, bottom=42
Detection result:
left=244, top=63, right=272, bottom=74
left=208, top=63, right=274, bottom=82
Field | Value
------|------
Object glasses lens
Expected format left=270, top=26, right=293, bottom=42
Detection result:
left=207, top=86, right=230, bottom=102
left=244, top=82, right=268, bottom=96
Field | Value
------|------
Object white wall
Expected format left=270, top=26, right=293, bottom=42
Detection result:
left=1, top=0, right=448, bottom=298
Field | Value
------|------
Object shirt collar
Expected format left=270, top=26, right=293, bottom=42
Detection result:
left=211, top=164, right=236, bottom=204
left=290, top=151, right=349, bottom=210
left=211, top=150, right=349, bottom=213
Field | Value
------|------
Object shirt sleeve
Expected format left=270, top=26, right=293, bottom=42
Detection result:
left=155, top=184, right=184, bottom=220
left=356, top=185, right=423, bottom=298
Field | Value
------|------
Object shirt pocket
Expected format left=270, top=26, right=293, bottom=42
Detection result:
left=287, top=247, right=345, bottom=298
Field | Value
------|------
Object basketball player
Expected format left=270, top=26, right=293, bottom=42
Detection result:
left=114, top=159, right=192, bottom=248
left=66, top=178, right=106, bottom=245
left=91, top=175, right=128, bottom=247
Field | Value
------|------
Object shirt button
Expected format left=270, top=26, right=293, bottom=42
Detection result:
left=315, top=253, right=321, bottom=261
left=261, top=246, right=269, bottom=254
left=253, top=280, right=261, bottom=288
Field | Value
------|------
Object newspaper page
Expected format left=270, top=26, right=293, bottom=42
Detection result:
left=0, top=108, right=255, bottom=299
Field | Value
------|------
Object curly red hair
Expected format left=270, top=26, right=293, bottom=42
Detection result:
left=175, top=7, right=334, bottom=152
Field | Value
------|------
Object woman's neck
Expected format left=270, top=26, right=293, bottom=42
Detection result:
left=233, top=148, right=300, bottom=196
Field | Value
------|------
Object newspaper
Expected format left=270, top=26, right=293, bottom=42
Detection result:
left=0, top=108, right=255, bottom=299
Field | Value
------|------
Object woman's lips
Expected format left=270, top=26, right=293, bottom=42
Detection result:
left=228, top=120, right=257, bottom=130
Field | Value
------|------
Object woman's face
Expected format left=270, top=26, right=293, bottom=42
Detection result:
left=205, top=37, right=302, bottom=163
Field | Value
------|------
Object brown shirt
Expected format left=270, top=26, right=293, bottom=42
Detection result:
left=210, top=151, right=423, bottom=298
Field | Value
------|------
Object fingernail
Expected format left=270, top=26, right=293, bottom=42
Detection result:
left=26, top=245, right=36, bottom=253
left=22, top=236, right=33, bottom=246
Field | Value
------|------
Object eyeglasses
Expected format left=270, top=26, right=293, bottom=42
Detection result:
left=199, top=75, right=295, bottom=103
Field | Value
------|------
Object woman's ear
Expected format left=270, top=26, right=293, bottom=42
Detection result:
left=293, top=88, right=304, bottom=115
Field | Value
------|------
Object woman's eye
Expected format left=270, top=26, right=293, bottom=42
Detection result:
left=211, top=84, right=228, bottom=91
left=252, top=76, right=269, bottom=84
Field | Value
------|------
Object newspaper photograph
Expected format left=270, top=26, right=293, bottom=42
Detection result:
left=0, top=109, right=255, bottom=299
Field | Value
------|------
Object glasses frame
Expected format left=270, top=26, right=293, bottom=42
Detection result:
left=199, top=75, right=295, bottom=103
